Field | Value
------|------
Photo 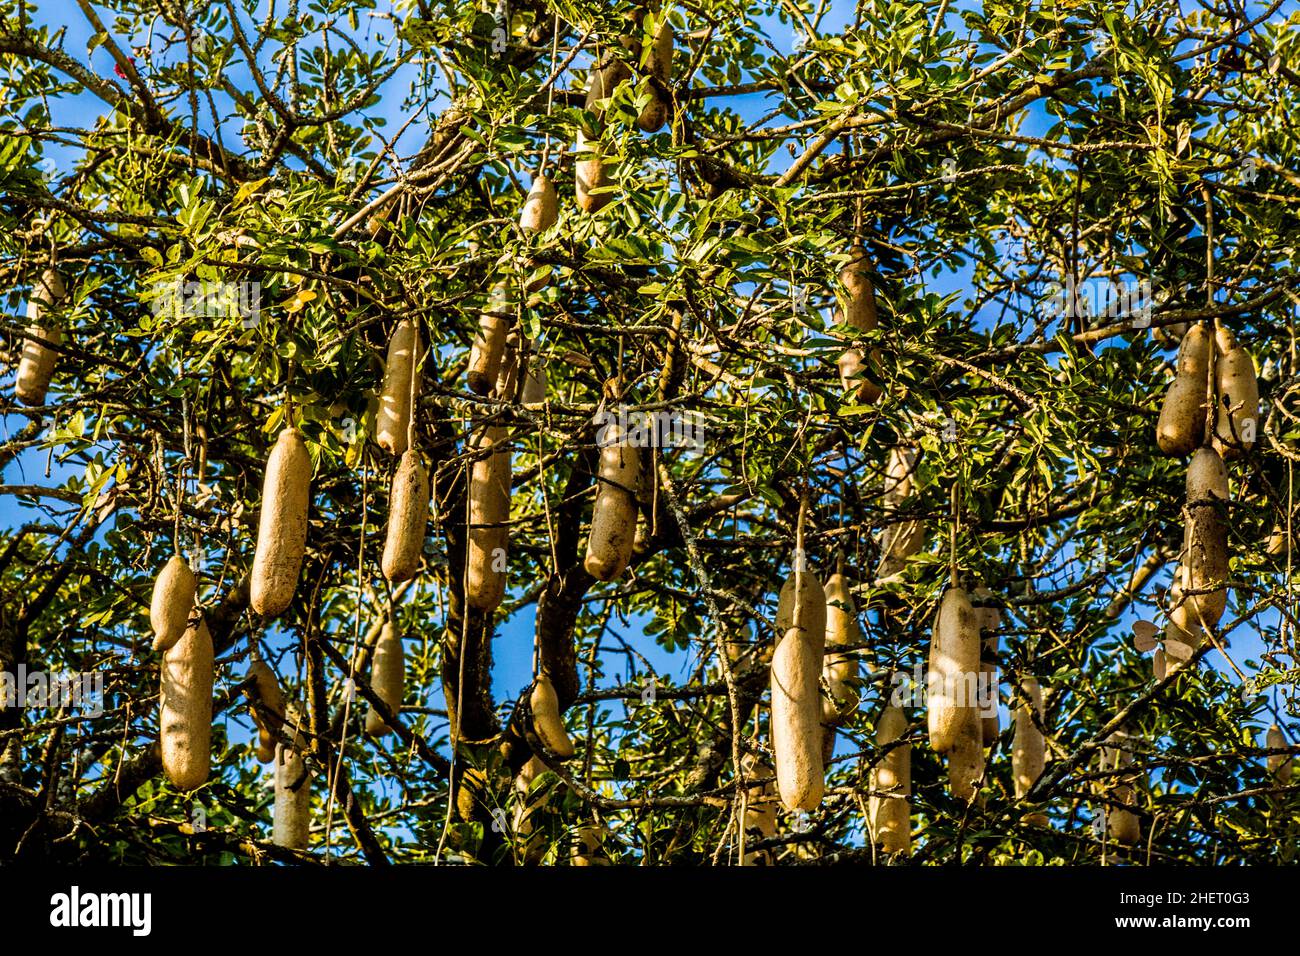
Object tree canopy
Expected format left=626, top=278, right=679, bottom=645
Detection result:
left=1, top=0, right=1298, bottom=865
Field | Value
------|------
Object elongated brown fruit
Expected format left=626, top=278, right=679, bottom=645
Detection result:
left=741, top=752, right=777, bottom=865
left=822, top=572, right=860, bottom=723
left=839, top=243, right=878, bottom=331
left=835, top=246, right=882, bottom=403
left=531, top=674, right=575, bottom=758
left=247, top=658, right=285, bottom=763
left=1164, top=568, right=1203, bottom=672
left=576, top=58, right=626, bottom=213
left=1156, top=323, right=1211, bottom=456
left=467, top=425, right=511, bottom=610
left=584, top=422, right=641, bottom=581
left=1183, top=447, right=1229, bottom=628
left=1105, top=735, right=1141, bottom=846
left=375, top=319, right=420, bottom=455
left=947, top=712, right=985, bottom=801
left=381, top=450, right=429, bottom=583
left=160, top=618, right=213, bottom=791
left=877, top=445, right=924, bottom=581
left=496, top=330, right=521, bottom=402
left=869, top=704, right=911, bottom=855
left=636, top=17, right=673, bottom=131
left=928, top=588, right=981, bottom=753
left=519, top=175, right=558, bottom=233
left=250, top=428, right=311, bottom=617
left=15, top=268, right=66, bottom=406
left=1212, top=328, right=1259, bottom=459
left=883, top=444, right=917, bottom=507
left=273, top=740, right=311, bottom=849
left=150, top=554, right=197, bottom=653
left=1267, top=724, right=1292, bottom=785
left=771, top=566, right=827, bottom=811
left=974, top=586, right=1000, bottom=745
left=1267, top=522, right=1291, bottom=555
left=575, top=129, right=613, bottom=214
left=1012, top=677, right=1047, bottom=825
left=364, top=622, right=404, bottom=735
left=521, top=353, right=547, bottom=407
left=1108, top=786, right=1140, bottom=846
left=585, top=56, right=630, bottom=118
left=468, top=283, right=512, bottom=395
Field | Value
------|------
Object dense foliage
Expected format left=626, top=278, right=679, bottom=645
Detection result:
left=1, top=0, right=1297, bottom=864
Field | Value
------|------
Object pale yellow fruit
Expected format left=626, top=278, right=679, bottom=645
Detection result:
left=584, top=423, right=641, bottom=581
left=575, top=58, right=627, bottom=213
left=973, top=586, right=1001, bottom=746
left=836, top=345, right=883, bottom=404
left=1163, top=568, right=1203, bottom=673
left=375, top=319, right=420, bottom=456
left=838, top=243, right=878, bottom=331
left=250, top=428, right=312, bottom=618
left=530, top=674, right=575, bottom=758
left=381, top=450, right=429, bottom=583
left=927, top=588, right=981, bottom=753
left=247, top=658, right=285, bottom=763
left=14, top=268, right=66, bottom=407
left=467, top=426, right=511, bottom=610
left=946, top=712, right=985, bottom=802
left=883, top=445, right=918, bottom=508
left=364, top=622, right=404, bottom=735
left=521, top=353, right=547, bottom=407
left=877, top=446, right=924, bottom=580
left=1108, top=786, right=1141, bottom=847
left=834, top=246, right=882, bottom=403
left=770, top=568, right=827, bottom=811
left=1011, top=678, right=1047, bottom=825
left=1155, top=323, right=1211, bottom=456
left=496, top=330, right=521, bottom=402
left=150, top=555, right=197, bottom=653
left=160, top=618, right=214, bottom=791
left=575, top=129, right=613, bottom=214
left=1266, top=522, right=1290, bottom=556
left=1211, top=328, right=1259, bottom=459
left=519, top=175, right=558, bottom=233
left=1103, top=732, right=1141, bottom=847
left=869, top=704, right=911, bottom=855
left=821, top=572, right=860, bottom=723
left=1266, top=724, right=1292, bottom=785
left=1182, top=447, right=1229, bottom=628
left=468, top=283, right=512, bottom=395
left=273, top=740, right=311, bottom=850
left=741, top=752, right=778, bottom=865
left=636, top=19, right=673, bottom=132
